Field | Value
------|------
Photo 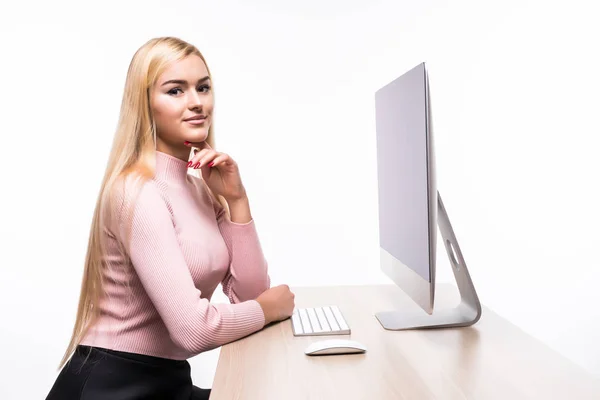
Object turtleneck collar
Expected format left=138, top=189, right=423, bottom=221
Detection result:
left=155, top=150, right=190, bottom=185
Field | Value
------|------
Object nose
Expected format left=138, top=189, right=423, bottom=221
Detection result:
left=188, top=89, right=203, bottom=110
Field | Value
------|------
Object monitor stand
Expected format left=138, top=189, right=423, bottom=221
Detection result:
left=375, top=191, right=482, bottom=330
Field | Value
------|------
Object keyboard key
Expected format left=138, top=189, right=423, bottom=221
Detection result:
left=331, top=306, right=349, bottom=330
left=315, top=307, right=331, bottom=331
left=291, top=306, right=350, bottom=336
left=323, top=306, right=340, bottom=331
left=292, top=310, right=303, bottom=335
left=307, top=308, right=323, bottom=332
left=299, top=308, right=313, bottom=333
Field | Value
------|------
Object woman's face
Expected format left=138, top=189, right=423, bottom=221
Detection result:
left=150, top=54, right=214, bottom=152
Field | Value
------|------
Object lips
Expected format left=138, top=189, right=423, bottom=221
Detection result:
left=184, top=115, right=206, bottom=121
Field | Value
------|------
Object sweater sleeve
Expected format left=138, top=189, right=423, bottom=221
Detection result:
left=110, top=177, right=265, bottom=355
left=213, top=198, right=272, bottom=303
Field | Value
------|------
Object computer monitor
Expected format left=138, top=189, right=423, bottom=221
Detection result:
left=373, top=62, right=482, bottom=330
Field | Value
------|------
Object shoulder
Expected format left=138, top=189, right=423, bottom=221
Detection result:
left=111, top=173, right=156, bottom=200
left=104, top=174, right=178, bottom=241
left=109, top=174, right=171, bottom=215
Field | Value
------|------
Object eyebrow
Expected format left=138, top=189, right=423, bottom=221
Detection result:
left=161, top=76, right=210, bottom=86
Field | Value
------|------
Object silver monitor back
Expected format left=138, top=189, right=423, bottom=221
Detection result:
left=374, top=62, right=482, bottom=330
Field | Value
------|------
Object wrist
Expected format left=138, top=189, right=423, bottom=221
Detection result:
left=256, top=298, right=271, bottom=325
left=227, top=195, right=252, bottom=224
left=226, top=194, right=248, bottom=206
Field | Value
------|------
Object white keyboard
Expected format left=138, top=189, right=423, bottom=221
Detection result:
left=291, top=306, right=351, bottom=336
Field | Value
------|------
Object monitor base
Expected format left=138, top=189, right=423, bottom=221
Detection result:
left=375, top=191, right=482, bottom=330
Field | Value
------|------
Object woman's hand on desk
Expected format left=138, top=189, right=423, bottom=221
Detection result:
left=255, top=285, right=295, bottom=325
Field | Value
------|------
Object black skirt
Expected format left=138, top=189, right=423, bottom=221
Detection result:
left=45, top=345, right=211, bottom=400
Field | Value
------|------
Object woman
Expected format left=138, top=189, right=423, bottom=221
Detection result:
left=45, top=36, right=295, bottom=400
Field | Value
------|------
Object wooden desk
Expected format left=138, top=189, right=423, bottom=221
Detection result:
left=211, top=284, right=600, bottom=399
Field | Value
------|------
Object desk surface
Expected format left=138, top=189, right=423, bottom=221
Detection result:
left=211, top=284, right=600, bottom=399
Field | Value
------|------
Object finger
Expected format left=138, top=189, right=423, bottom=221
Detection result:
left=190, top=148, right=210, bottom=162
left=196, top=151, right=221, bottom=169
left=199, top=141, right=213, bottom=151
left=188, top=149, right=207, bottom=168
left=207, top=153, right=231, bottom=168
left=190, top=149, right=216, bottom=168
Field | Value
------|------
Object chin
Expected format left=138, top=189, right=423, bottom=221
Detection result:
left=187, top=130, right=209, bottom=142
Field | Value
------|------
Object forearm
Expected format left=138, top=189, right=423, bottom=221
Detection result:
left=219, top=195, right=271, bottom=301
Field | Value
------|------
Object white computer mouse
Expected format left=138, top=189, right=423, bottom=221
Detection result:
left=304, top=339, right=367, bottom=356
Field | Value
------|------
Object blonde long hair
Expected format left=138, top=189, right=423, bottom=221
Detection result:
left=58, top=36, right=221, bottom=370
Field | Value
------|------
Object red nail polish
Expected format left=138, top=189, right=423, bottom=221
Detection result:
left=187, top=161, right=193, bottom=167
left=184, top=141, right=190, bottom=145
left=208, top=162, right=214, bottom=168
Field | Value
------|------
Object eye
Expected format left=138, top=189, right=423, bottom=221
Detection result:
left=167, top=87, right=183, bottom=95
left=167, top=85, right=211, bottom=96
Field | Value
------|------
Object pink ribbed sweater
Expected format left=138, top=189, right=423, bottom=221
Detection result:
left=80, top=151, right=270, bottom=360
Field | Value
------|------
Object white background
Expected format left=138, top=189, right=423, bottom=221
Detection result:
left=1, top=0, right=599, bottom=398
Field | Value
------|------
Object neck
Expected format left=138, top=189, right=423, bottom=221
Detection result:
left=155, top=150, right=190, bottom=185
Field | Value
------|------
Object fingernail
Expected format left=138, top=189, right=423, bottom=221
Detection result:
left=194, top=162, right=201, bottom=168
left=208, top=162, right=214, bottom=168
left=184, top=141, right=190, bottom=145
left=187, top=161, right=193, bottom=167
